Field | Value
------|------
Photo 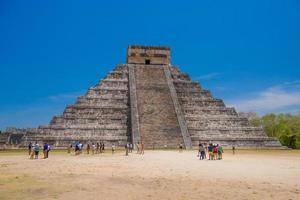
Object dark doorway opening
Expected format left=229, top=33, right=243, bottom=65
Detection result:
left=145, top=59, right=151, bottom=65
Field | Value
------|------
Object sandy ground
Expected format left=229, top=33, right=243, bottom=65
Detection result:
left=0, top=150, right=300, bottom=200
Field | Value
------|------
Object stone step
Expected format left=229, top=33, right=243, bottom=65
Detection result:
left=173, top=81, right=200, bottom=88
left=186, top=120, right=249, bottom=126
left=26, top=135, right=128, bottom=141
left=171, top=73, right=191, bottom=81
left=90, top=86, right=128, bottom=91
left=67, top=104, right=128, bottom=109
left=101, top=78, right=128, bottom=82
left=86, top=88, right=128, bottom=96
left=74, top=101, right=128, bottom=108
left=188, top=126, right=263, bottom=132
left=54, top=118, right=127, bottom=125
left=178, top=96, right=214, bottom=101
left=77, top=96, right=127, bottom=101
left=185, top=115, right=248, bottom=120
left=181, top=99, right=225, bottom=107
left=64, top=108, right=128, bottom=116
left=172, top=80, right=195, bottom=84
left=40, top=125, right=128, bottom=131
left=114, top=64, right=128, bottom=71
left=104, top=70, right=128, bottom=80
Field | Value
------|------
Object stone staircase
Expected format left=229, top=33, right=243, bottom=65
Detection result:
left=133, top=65, right=184, bottom=148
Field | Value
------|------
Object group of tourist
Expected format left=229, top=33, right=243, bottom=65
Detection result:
left=74, top=142, right=84, bottom=155
left=26, top=141, right=232, bottom=160
left=68, top=141, right=106, bottom=155
left=90, top=142, right=105, bottom=155
left=198, top=143, right=224, bottom=160
left=28, top=142, right=50, bottom=159
left=66, top=141, right=145, bottom=156
left=124, top=141, right=145, bottom=156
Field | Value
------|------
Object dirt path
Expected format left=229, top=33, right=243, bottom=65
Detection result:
left=0, top=150, right=299, bottom=200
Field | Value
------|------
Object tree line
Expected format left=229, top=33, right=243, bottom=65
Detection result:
left=249, top=113, right=300, bottom=149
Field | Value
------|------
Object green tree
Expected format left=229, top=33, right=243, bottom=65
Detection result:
left=250, top=112, right=300, bottom=149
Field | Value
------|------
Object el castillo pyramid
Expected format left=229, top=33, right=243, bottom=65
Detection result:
left=0, top=45, right=282, bottom=149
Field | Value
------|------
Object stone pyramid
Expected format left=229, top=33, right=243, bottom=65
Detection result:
left=2, top=45, right=282, bottom=149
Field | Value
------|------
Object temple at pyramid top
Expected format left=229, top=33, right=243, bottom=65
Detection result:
left=126, top=45, right=170, bottom=65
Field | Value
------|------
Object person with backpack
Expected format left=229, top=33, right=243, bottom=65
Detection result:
left=34, top=143, right=40, bottom=159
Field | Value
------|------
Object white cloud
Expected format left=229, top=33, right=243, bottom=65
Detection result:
left=193, top=73, right=220, bottom=81
left=228, top=81, right=300, bottom=115
left=48, top=91, right=84, bottom=102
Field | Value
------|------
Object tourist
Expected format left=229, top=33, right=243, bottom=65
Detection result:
left=125, top=143, right=129, bottom=156
left=34, top=143, right=40, bottom=159
left=91, top=143, right=96, bottom=154
left=96, top=142, right=100, bottom=154
left=87, top=143, right=90, bottom=154
left=140, top=141, right=145, bottom=155
left=198, top=144, right=205, bottom=160
left=47, top=144, right=50, bottom=158
left=207, top=143, right=213, bottom=160
left=213, top=144, right=218, bottom=160
left=28, top=142, right=32, bottom=155
left=203, top=143, right=208, bottom=159
left=99, top=142, right=102, bottom=153
left=197, top=143, right=201, bottom=157
left=102, top=142, right=105, bottom=153
left=77, top=143, right=82, bottom=155
left=29, top=145, right=35, bottom=159
left=128, top=143, right=133, bottom=153
left=136, top=142, right=140, bottom=154
left=43, top=143, right=48, bottom=159
left=112, top=143, right=115, bottom=154
left=179, top=143, right=183, bottom=152
left=75, top=142, right=80, bottom=155
left=218, top=144, right=223, bottom=160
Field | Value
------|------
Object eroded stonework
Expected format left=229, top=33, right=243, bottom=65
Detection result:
left=0, top=45, right=282, bottom=149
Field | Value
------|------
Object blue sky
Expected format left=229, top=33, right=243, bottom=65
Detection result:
left=0, top=0, right=300, bottom=130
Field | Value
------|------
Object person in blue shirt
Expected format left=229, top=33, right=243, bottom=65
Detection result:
left=43, top=143, right=48, bottom=159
